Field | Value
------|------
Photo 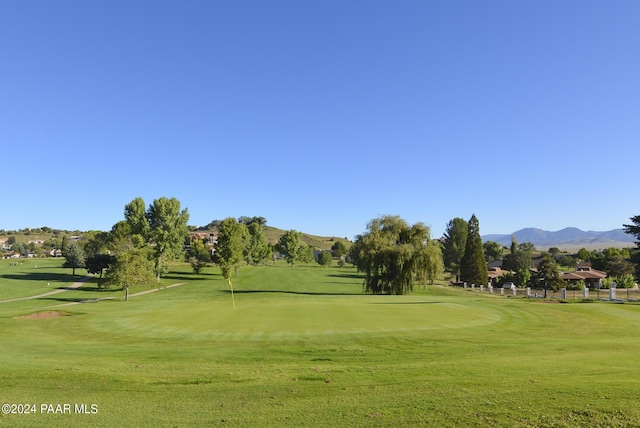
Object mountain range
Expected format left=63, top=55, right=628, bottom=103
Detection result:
left=481, top=227, right=636, bottom=250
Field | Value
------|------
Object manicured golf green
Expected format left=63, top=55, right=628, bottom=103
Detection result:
left=1, top=260, right=640, bottom=427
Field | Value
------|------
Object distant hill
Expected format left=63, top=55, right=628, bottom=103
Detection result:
left=482, top=227, right=636, bottom=250
left=264, top=226, right=352, bottom=251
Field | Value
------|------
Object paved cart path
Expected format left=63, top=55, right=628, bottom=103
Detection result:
left=49, top=282, right=185, bottom=307
left=0, top=276, right=185, bottom=307
left=0, top=275, right=94, bottom=304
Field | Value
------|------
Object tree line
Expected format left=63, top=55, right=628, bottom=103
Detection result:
left=51, top=199, right=640, bottom=297
left=57, top=197, right=350, bottom=299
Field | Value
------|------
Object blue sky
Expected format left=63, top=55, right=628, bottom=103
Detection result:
left=2, top=1, right=639, bottom=240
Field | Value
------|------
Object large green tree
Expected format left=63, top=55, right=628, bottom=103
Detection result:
left=85, top=253, right=116, bottom=280
left=331, top=241, right=348, bottom=258
left=483, top=240, right=503, bottom=262
left=442, top=218, right=468, bottom=282
left=81, top=231, right=110, bottom=258
left=277, top=230, right=302, bottom=267
left=298, top=243, right=315, bottom=268
left=120, top=197, right=190, bottom=282
left=188, top=238, right=211, bottom=274
left=503, top=236, right=533, bottom=276
left=145, top=197, right=190, bottom=281
left=63, top=240, right=86, bottom=276
left=105, top=249, right=154, bottom=301
left=124, top=197, right=150, bottom=238
left=245, top=222, right=270, bottom=265
left=351, top=215, right=443, bottom=295
left=215, top=218, right=249, bottom=308
left=216, top=218, right=249, bottom=279
left=317, top=250, right=332, bottom=268
left=536, top=252, right=564, bottom=296
left=108, top=221, right=137, bottom=253
left=460, top=214, right=487, bottom=286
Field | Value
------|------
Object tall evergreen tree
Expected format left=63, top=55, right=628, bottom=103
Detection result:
left=623, top=215, right=640, bottom=246
left=623, top=215, right=640, bottom=281
left=442, top=218, right=468, bottom=282
left=460, top=214, right=487, bottom=286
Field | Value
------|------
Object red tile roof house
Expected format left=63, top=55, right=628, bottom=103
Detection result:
left=562, top=262, right=607, bottom=288
left=488, top=267, right=506, bottom=285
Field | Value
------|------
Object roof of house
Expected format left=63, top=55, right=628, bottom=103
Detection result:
left=562, top=267, right=607, bottom=280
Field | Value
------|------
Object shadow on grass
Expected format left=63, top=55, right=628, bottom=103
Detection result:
left=370, top=301, right=442, bottom=305
left=0, top=272, right=78, bottom=282
left=162, top=273, right=221, bottom=282
left=54, top=285, right=121, bottom=293
left=38, top=296, right=117, bottom=304
left=327, top=273, right=365, bottom=280
left=220, top=289, right=366, bottom=296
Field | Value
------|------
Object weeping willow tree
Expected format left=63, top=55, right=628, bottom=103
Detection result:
left=351, top=215, right=444, bottom=295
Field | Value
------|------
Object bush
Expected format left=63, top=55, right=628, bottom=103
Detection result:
left=615, top=274, right=636, bottom=289
left=566, top=279, right=585, bottom=291
left=601, top=277, right=614, bottom=289
left=317, top=251, right=332, bottom=268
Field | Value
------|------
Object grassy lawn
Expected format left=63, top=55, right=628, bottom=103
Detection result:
left=1, top=260, right=640, bottom=426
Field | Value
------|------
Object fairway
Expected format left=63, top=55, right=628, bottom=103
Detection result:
left=2, top=261, right=640, bottom=427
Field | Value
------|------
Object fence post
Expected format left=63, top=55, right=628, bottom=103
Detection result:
left=560, top=288, right=566, bottom=299
left=610, top=287, right=616, bottom=301
left=583, top=288, right=589, bottom=299
left=500, top=287, right=504, bottom=295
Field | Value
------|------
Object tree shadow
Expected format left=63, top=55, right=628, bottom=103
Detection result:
left=64, top=286, right=122, bottom=293
left=327, top=273, right=364, bottom=280
left=162, top=273, right=221, bottom=282
left=38, top=296, right=116, bottom=304
left=370, top=301, right=442, bottom=305
left=220, top=289, right=366, bottom=296
left=0, top=272, right=77, bottom=282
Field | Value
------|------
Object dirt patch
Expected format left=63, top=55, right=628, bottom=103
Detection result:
left=16, top=311, right=70, bottom=319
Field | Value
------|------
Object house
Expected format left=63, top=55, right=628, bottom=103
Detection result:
left=488, top=267, right=506, bottom=285
left=49, top=249, right=63, bottom=257
left=562, top=262, right=607, bottom=288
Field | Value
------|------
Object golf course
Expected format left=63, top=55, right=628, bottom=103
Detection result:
left=1, top=258, right=640, bottom=427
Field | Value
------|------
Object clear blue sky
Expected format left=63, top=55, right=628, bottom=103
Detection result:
left=2, top=1, right=639, bottom=240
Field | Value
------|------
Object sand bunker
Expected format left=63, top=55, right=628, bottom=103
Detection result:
left=16, top=311, right=69, bottom=319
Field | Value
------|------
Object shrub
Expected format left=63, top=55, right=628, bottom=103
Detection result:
left=616, top=274, right=636, bottom=289
left=566, top=279, right=585, bottom=291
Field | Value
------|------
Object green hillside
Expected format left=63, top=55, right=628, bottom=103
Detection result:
left=263, top=226, right=352, bottom=251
